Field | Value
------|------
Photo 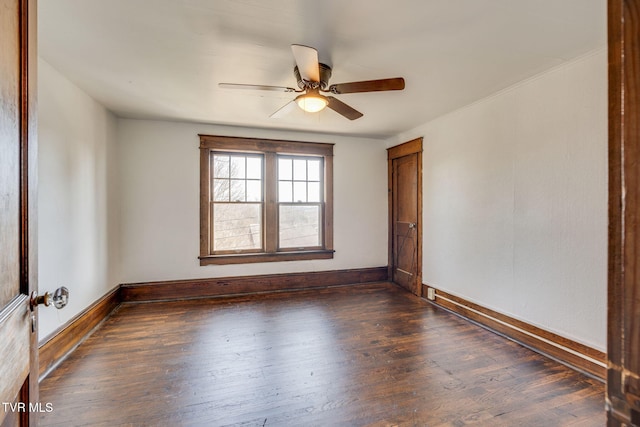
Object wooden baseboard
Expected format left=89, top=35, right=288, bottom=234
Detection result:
left=422, top=284, right=607, bottom=381
left=120, top=267, right=389, bottom=303
left=38, top=286, right=121, bottom=381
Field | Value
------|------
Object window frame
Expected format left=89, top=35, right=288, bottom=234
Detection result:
left=199, top=134, right=334, bottom=265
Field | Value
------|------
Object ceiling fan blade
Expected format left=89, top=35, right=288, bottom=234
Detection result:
left=219, top=83, right=298, bottom=92
left=270, top=100, right=297, bottom=119
left=291, top=44, right=320, bottom=82
left=328, top=77, right=405, bottom=94
left=326, top=96, right=363, bottom=120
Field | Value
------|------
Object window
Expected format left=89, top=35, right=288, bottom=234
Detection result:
left=199, top=135, right=334, bottom=265
left=278, top=157, right=323, bottom=248
left=211, top=153, right=263, bottom=253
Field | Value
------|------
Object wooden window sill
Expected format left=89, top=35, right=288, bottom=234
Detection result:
left=199, top=250, right=334, bottom=265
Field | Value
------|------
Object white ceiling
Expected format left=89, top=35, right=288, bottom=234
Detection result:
left=38, top=0, right=606, bottom=139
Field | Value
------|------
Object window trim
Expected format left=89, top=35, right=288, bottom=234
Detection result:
left=199, top=134, right=334, bottom=265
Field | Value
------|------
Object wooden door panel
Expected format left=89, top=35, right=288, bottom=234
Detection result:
left=395, top=233, right=415, bottom=270
left=393, top=221, right=417, bottom=291
left=395, top=155, right=418, bottom=223
left=0, top=297, right=30, bottom=422
left=0, top=0, right=21, bottom=309
left=0, top=0, right=37, bottom=425
left=393, top=154, right=418, bottom=293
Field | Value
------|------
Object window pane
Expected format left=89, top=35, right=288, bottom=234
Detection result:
left=246, top=156, right=262, bottom=180
left=213, top=155, right=230, bottom=178
left=293, top=181, right=307, bottom=202
left=279, top=205, right=320, bottom=248
left=213, top=179, right=229, bottom=201
left=230, top=179, right=245, bottom=202
left=246, top=179, right=262, bottom=202
left=308, top=182, right=320, bottom=203
left=279, top=158, right=292, bottom=180
left=230, top=156, right=246, bottom=179
left=213, top=203, right=262, bottom=251
left=308, top=159, right=320, bottom=181
left=279, top=181, right=293, bottom=202
left=293, top=159, right=307, bottom=180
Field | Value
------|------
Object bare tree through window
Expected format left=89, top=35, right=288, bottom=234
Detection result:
left=278, top=157, right=322, bottom=248
left=211, top=154, right=263, bottom=252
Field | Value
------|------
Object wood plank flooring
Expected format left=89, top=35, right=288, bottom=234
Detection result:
left=38, top=282, right=604, bottom=426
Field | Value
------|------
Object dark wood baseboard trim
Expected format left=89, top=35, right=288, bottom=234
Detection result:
left=422, top=284, right=607, bottom=381
left=38, top=286, right=121, bottom=381
left=121, top=267, right=389, bottom=303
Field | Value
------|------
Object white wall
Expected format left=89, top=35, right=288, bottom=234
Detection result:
left=37, top=59, right=120, bottom=341
left=388, top=49, right=608, bottom=351
left=117, top=120, right=388, bottom=283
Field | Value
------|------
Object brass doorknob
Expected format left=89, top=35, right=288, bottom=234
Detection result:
left=30, top=287, right=69, bottom=310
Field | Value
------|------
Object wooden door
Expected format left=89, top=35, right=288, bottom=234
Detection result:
left=0, top=0, right=38, bottom=425
left=388, top=138, right=422, bottom=296
left=607, top=0, right=640, bottom=425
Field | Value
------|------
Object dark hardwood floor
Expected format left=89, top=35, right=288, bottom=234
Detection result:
left=39, top=282, right=604, bottom=426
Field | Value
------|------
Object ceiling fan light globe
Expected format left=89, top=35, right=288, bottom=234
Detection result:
left=296, top=94, right=328, bottom=113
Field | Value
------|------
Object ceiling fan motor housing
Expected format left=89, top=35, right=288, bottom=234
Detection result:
left=294, top=63, right=332, bottom=90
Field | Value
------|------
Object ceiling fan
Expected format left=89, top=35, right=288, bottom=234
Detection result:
left=219, top=44, right=405, bottom=120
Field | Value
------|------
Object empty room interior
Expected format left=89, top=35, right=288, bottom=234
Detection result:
left=5, top=0, right=633, bottom=426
